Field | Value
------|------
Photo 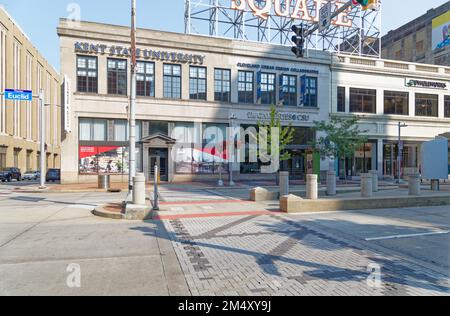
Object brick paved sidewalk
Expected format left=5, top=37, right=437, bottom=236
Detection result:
left=161, top=214, right=450, bottom=296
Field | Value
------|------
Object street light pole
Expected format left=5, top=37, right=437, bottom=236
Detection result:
left=128, top=0, right=137, bottom=194
left=397, top=122, right=408, bottom=184
left=39, top=89, right=46, bottom=189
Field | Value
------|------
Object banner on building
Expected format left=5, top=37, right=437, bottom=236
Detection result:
left=432, top=11, right=450, bottom=51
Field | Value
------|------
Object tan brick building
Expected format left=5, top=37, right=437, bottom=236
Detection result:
left=0, top=8, right=61, bottom=173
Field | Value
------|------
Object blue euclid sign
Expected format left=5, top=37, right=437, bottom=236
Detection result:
left=4, top=89, right=33, bottom=101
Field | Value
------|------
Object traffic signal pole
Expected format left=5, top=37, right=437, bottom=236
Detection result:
left=305, top=0, right=353, bottom=37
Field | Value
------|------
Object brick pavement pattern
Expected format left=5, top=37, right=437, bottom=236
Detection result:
left=163, top=214, right=450, bottom=296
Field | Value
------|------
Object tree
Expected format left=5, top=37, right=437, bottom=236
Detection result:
left=311, top=116, right=368, bottom=172
left=257, top=105, right=296, bottom=172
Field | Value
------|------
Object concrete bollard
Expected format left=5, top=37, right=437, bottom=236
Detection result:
left=361, top=173, right=373, bottom=198
left=132, top=173, right=146, bottom=206
left=279, top=171, right=290, bottom=198
left=370, top=170, right=379, bottom=192
left=306, top=174, right=318, bottom=200
left=431, top=180, right=439, bottom=191
left=408, top=173, right=421, bottom=196
left=326, top=170, right=337, bottom=196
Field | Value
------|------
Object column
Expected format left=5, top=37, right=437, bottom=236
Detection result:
left=438, top=94, right=445, bottom=119
left=377, top=139, right=383, bottom=178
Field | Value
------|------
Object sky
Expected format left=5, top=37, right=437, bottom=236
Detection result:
left=0, top=0, right=448, bottom=71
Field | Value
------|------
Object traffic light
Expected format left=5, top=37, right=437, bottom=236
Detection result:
left=352, top=0, right=369, bottom=6
left=291, top=24, right=306, bottom=58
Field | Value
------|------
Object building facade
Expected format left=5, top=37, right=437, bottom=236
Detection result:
left=331, top=55, right=450, bottom=179
left=58, top=19, right=331, bottom=184
left=0, top=8, right=61, bottom=173
left=381, top=1, right=450, bottom=66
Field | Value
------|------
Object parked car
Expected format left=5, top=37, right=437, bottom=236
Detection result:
left=0, top=168, right=22, bottom=182
left=46, top=169, right=61, bottom=182
left=23, top=171, right=40, bottom=181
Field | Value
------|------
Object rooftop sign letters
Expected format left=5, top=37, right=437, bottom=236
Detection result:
left=231, top=0, right=353, bottom=27
left=74, top=42, right=206, bottom=65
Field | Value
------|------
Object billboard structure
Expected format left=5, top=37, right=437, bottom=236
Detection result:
left=184, top=0, right=382, bottom=58
left=432, top=11, right=450, bottom=51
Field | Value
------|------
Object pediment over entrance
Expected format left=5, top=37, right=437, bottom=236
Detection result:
left=140, top=133, right=177, bottom=147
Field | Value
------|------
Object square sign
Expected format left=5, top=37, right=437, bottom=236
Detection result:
left=4, top=89, right=33, bottom=101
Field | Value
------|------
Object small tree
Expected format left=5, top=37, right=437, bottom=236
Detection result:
left=311, top=116, right=368, bottom=175
left=257, top=105, right=296, bottom=173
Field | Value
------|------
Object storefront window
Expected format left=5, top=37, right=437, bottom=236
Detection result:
left=350, top=88, right=376, bottom=114
left=189, top=66, right=207, bottom=100
left=163, top=64, right=181, bottom=99
left=337, top=87, right=345, bottom=112
left=384, top=91, right=409, bottom=115
left=136, top=62, right=154, bottom=97
left=238, top=71, right=254, bottom=104
left=281, top=75, right=297, bottom=106
left=107, top=59, right=127, bottom=95
left=214, top=69, right=231, bottom=102
left=77, top=56, right=98, bottom=93
left=79, top=146, right=129, bottom=175
left=260, top=73, right=276, bottom=105
left=445, top=96, right=450, bottom=118
left=415, top=93, right=438, bottom=117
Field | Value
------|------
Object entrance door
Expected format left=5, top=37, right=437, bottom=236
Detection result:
left=149, top=148, right=168, bottom=182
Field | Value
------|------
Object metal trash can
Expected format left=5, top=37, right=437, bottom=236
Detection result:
left=98, top=175, right=111, bottom=189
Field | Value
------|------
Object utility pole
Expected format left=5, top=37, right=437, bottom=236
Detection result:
left=229, top=113, right=237, bottom=187
left=39, top=89, right=46, bottom=189
left=128, top=0, right=137, bottom=194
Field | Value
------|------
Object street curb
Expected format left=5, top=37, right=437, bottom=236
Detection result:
left=92, top=205, right=124, bottom=220
left=13, top=188, right=122, bottom=194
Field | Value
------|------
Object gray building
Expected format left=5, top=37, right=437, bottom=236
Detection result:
left=382, top=1, right=450, bottom=66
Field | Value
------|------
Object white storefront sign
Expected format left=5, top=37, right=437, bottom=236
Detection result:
left=63, top=75, right=71, bottom=133
left=405, top=78, right=448, bottom=90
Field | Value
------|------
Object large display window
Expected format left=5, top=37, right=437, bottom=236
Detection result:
left=79, top=146, right=129, bottom=175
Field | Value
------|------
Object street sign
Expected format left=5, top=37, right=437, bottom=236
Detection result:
left=319, top=1, right=333, bottom=33
left=4, top=89, right=33, bottom=101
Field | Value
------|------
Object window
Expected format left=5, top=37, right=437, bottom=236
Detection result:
left=384, top=91, right=409, bottom=115
left=136, top=62, right=154, bottom=97
left=445, top=96, right=450, bottom=118
left=238, top=71, right=254, bottom=104
left=337, top=87, right=346, bottom=112
left=304, top=77, right=318, bottom=107
left=149, top=121, right=169, bottom=136
left=281, top=75, right=297, bottom=106
left=163, top=64, right=181, bottom=99
left=350, top=88, right=376, bottom=113
left=114, top=120, right=128, bottom=142
left=214, top=69, right=231, bottom=102
left=107, top=59, right=127, bottom=95
left=0, top=147, right=6, bottom=169
left=260, top=73, right=276, bottom=105
left=415, top=93, right=438, bottom=117
left=189, top=66, right=207, bottom=100
left=416, top=40, right=424, bottom=53
left=79, top=118, right=107, bottom=141
left=77, top=56, right=98, bottom=93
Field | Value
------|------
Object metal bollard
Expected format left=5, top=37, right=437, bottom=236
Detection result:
left=306, top=174, right=318, bottom=200
left=279, top=171, right=290, bottom=198
left=153, top=164, right=160, bottom=211
left=132, top=173, right=146, bottom=205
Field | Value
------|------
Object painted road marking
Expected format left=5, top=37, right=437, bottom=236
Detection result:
left=66, top=204, right=97, bottom=210
left=365, top=231, right=450, bottom=242
left=153, top=210, right=283, bottom=220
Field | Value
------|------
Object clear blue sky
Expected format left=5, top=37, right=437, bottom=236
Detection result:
left=0, top=0, right=448, bottom=71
